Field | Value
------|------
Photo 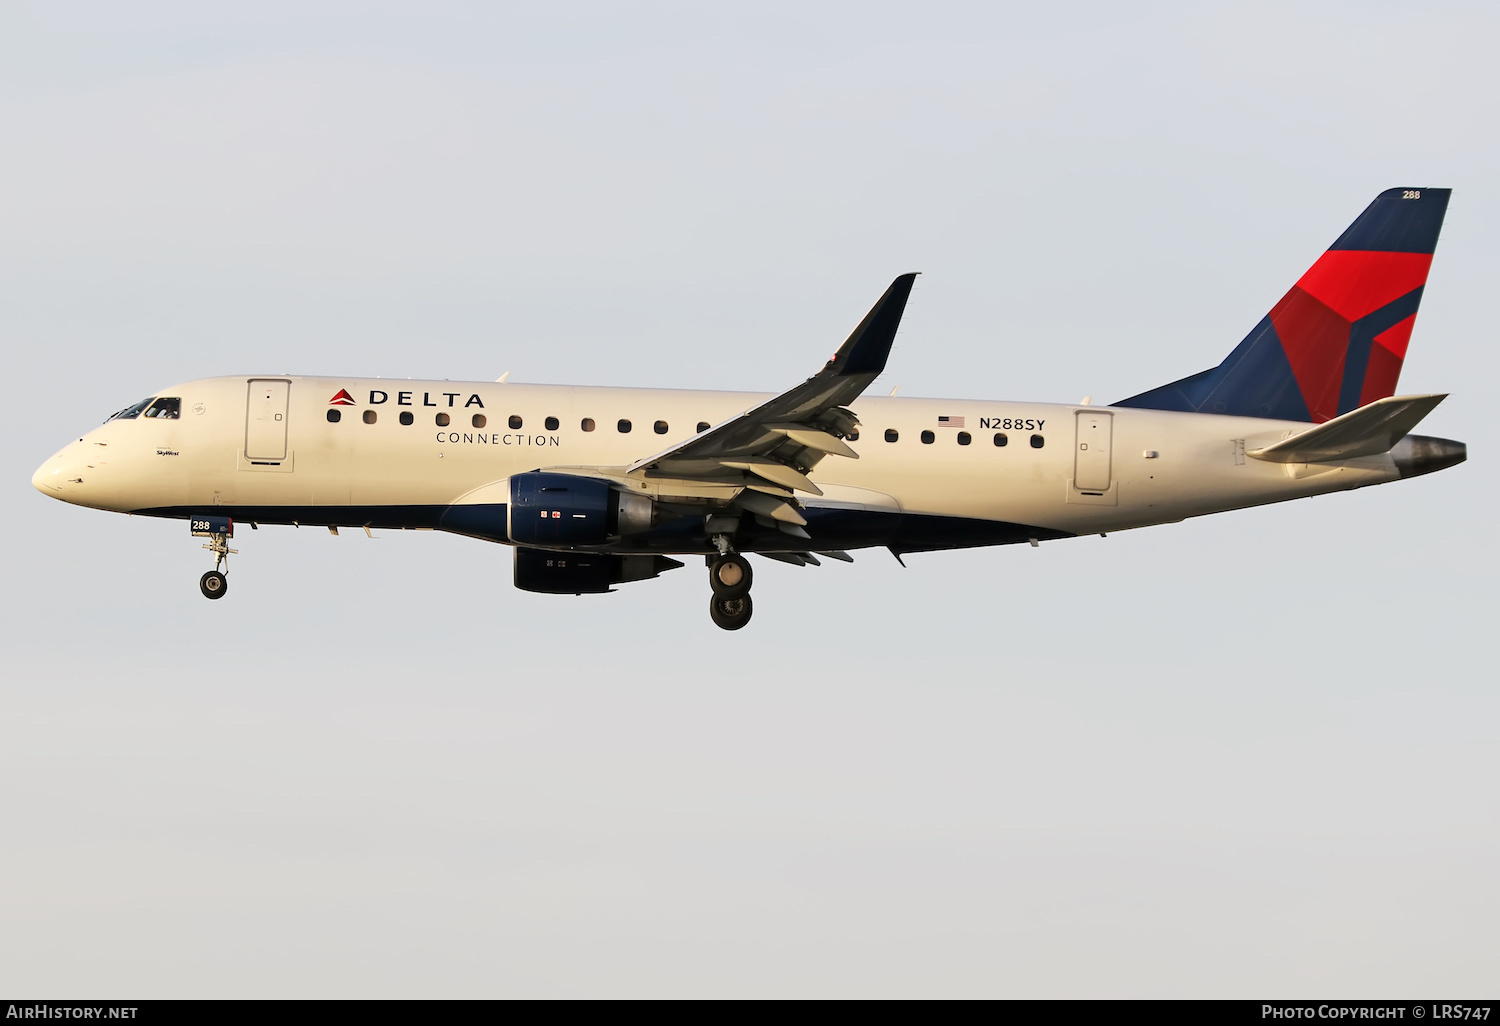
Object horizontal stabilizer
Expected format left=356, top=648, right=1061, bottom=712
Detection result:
left=1247, top=393, right=1447, bottom=463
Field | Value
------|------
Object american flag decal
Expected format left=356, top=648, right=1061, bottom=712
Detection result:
left=938, top=415, right=965, bottom=429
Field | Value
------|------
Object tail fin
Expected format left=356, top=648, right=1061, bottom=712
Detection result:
left=1117, top=188, right=1451, bottom=423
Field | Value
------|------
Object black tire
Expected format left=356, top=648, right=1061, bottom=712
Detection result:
left=199, top=570, right=228, bottom=600
left=709, top=554, right=753, bottom=598
left=709, top=593, right=753, bottom=631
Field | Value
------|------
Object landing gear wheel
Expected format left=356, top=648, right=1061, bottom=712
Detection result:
left=709, top=593, right=753, bottom=631
left=709, top=554, right=753, bottom=598
left=199, top=570, right=228, bottom=600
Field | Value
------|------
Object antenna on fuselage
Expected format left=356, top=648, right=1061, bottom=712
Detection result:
left=496, top=371, right=511, bottom=383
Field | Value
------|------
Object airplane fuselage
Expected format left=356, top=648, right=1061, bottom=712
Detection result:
left=32, top=374, right=1451, bottom=556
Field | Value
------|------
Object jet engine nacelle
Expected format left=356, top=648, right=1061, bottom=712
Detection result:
left=513, top=547, right=683, bottom=595
left=508, top=471, right=653, bottom=547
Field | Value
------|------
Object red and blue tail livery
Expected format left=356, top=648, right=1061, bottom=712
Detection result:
left=1118, top=188, right=1451, bottom=423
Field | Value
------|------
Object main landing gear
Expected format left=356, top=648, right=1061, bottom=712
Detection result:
left=708, top=552, right=754, bottom=631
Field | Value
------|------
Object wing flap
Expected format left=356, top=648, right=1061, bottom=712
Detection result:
left=733, top=488, right=808, bottom=525
left=719, top=458, right=823, bottom=496
left=766, top=424, right=859, bottom=458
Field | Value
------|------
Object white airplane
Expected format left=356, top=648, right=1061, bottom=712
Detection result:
left=32, top=188, right=1466, bottom=630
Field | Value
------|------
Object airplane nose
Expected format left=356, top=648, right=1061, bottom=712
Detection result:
left=32, top=448, right=82, bottom=497
left=32, top=457, right=63, bottom=494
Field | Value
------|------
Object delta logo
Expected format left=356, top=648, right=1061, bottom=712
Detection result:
left=328, top=387, right=486, bottom=409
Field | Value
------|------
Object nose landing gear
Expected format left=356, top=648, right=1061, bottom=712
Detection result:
left=191, top=515, right=236, bottom=601
left=708, top=549, right=754, bottom=630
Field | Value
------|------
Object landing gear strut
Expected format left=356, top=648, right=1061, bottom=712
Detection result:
left=708, top=550, right=754, bottom=629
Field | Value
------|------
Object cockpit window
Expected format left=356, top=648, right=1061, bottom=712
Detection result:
left=106, top=397, right=156, bottom=423
left=143, top=397, right=181, bottom=419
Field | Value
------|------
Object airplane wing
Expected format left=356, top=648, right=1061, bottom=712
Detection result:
left=1246, top=393, right=1448, bottom=463
left=618, top=273, right=919, bottom=529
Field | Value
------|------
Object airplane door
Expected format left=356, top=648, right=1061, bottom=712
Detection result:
left=245, top=379, right=290, bottom=460
left=1074, top=411, right=1113, bottom=491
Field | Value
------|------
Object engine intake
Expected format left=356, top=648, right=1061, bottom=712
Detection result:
left=508, top=471, right=653, bottom=546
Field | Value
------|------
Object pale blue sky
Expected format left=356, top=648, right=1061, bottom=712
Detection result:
left=2, top=0, right=1495, bottom=997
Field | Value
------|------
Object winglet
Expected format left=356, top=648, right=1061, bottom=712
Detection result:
left=828, top=273, right=919, bottom=377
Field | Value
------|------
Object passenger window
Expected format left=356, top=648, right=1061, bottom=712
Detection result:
left=144, top=397, right=181, bottom=419
left=399, top=411, right=414, bottom=426
left=957, top=431, right=971, bottom=445
left=545, top=416, right=559, bottom=431
left=472, top=414, right=487, bottom=428
left=436, top=413, right=450, bottom=427
left=921, top=430, right=935, bottom=444
left=994, top=433, right=1008, bottom=447
left=697, top=421, right=710, bottom=433
left=884, top=429, right=899, bottom=443
left=654, top=420, right=669, bottom=434
left=509, top=415, right=522, bottom=429
left=106, top=397, right=156, bottom=422
left=364, top=410, right=377, bottom=425
left=618, top=419, right=632, bottom=433
left=581, top=418, right=596, bottom=432
left=327, top=409, right=341, bottom=424
left=1031, top=434, right=1045, bottom=448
